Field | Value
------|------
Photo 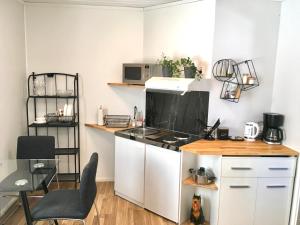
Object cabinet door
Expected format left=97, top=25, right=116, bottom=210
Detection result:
left=114, top=136, right=145, bottom=205
left=218, top=178, right=257, bottom=225
left=145, top=144, right=181, bottom=223
left=254, top=178, right=293, bottom=225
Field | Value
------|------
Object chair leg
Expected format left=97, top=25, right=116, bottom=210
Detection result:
left=94, top=201, right=100, bottom=225
left=55, top=173, right=60, bottom=189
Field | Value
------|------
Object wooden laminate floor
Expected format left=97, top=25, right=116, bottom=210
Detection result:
left=3, top=182, right=178, bottom=225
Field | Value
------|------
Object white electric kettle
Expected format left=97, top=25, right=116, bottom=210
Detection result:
left=244, top=122, right=260, bottom=141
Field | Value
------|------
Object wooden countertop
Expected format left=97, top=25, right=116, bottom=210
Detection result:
left=85, top=124, right=298, bottom=156
left=85, top=123, right=132, bottom=133
left=180, top=140, right=298, bottom=156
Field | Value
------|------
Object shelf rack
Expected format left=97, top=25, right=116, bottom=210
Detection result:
left=183, top=177, right=218, bottom=190
left=26, top=72, right=80, bottom=186
left=182, top=220, right=210, bottom=225
left=85, top=123, right=132, bottom=134
left=220, top=80, right=242, bottom=103
left=212, top=59, right=237, bottom=82
left=107, top=82, right=145, bottom=87
left=233, top=60, right=259, bottom=91
left=213, top=59, right=259, bottom=103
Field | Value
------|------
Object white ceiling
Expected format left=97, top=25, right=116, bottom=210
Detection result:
left=23, top=0, right=183, bottom=8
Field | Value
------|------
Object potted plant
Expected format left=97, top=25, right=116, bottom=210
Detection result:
left=158, top=55, right=181, bottom=78
left=180, top=57, right=198, bottom=78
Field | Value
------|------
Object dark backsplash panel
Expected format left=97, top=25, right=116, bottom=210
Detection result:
left=146, top=91, right=209, bottom=136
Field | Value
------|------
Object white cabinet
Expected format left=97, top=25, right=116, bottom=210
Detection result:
left=114, top=136, right=145, bottom=205
left=145, top=144, right=181, bottom=223
left=218, top=157, right=296, bottom=225
left=114, top=136, right=182, bottom=222
left=219, top=178, right=257, bottom=225
left=254, top=178, right=294, bottom=225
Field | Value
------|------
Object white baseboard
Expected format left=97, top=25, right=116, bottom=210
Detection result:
left=0, top=197, right=18, bottom=217
left=96, top=177, right=114, bottom=182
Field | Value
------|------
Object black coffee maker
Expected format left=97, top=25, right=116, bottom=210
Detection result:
left=263, top=113, right=284, bottom=144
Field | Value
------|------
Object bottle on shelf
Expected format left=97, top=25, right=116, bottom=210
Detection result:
left=97, top=105, right=105, bottom=126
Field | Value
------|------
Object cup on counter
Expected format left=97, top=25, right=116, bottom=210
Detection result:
left=35, top=117, right=46, bottom=123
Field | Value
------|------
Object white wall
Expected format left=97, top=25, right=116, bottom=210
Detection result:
left=271, top=0, right=300, bottom=150
left=25, top=0, right=282, bottom=181
left=143, top=0, right=216, bottom=75
left=25, top=3, right=144, bottom=180
left=208, top=0, right=281, bottom=134
left=143, top=0, right=281, bottom=136
left=270, top=0, right=300, bottom=224
left=0, top=0, right=26, bottom=216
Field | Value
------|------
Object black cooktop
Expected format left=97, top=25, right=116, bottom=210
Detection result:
left=115, top=127, right=202, bottom=151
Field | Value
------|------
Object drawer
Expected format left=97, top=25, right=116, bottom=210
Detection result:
left=222, top=157, right=258, bottom=177
left=258, top=157, right=296, bottom=178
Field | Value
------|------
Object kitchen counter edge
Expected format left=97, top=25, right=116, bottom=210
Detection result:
left=180, top=140, right=299, bottom=156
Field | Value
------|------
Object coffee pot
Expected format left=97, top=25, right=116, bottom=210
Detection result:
left=244, top=122, right=260, bottom=141
left=263, top=113, right=284, bottom=144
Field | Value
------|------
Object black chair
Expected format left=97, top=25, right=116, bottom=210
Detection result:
left=17, top=136, right=59, bottom=190
left=30, top=153, right=100, bottom=225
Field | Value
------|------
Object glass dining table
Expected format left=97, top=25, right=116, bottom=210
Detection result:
left=0, top=159, right=57, bottom=225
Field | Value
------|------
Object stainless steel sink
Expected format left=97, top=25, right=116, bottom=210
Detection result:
left=123, top=127, right=160, bottom=136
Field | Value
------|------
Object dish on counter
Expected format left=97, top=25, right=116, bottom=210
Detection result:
left=33, top=163, right=45, bottom=168
left=15, top=179, right=28, bottom=186
left=33, top=120, right=46, bottom=124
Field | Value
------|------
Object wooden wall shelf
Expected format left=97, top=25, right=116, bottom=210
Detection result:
left=183, top=177, right=218, bottom=190
left=85, top=123, right=132, bottom=134
left=107, top=82, right=145, bottom=87
left=182, top=220, right=210, bottom=225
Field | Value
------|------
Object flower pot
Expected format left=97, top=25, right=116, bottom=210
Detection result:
left=184, top=66, right=196, bottom=78
left=162, top=66, right=173, bottom=77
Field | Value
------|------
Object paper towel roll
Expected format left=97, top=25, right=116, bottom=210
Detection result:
left=97, top=106, right=104, bottom=126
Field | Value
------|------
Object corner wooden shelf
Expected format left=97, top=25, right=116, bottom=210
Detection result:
left=183, top=177, right=218, bottom=190
left=107, top=82, right=145, bottom=87
left=182, top=220, right=210, bottom=225
left=85, top=123, right=132, bottom=134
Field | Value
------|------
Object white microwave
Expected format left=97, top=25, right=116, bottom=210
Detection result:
left=122, top=63, right=161, bottom=84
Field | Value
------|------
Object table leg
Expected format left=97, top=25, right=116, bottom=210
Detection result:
left=42, top=180, right=48, bottom=194
left=19, top=191, right=33, bottom=225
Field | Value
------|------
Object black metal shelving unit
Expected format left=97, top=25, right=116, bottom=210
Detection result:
left=26, top=72, right=80, bottom=186
left=213, top=59, right=259, bottom=103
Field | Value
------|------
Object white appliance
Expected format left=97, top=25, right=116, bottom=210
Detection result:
left=145, top=77, right=210, bottom=95
left=114, top=137, right=145, bottom=206
left=244, top=122, right=260, bottom=141
left=145, top=144, right=181, bottom=223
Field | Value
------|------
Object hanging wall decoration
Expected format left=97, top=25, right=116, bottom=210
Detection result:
left=212, top=59, right=259, bottom=103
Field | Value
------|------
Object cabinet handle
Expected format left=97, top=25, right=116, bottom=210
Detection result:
left=266, top=185, right=287, bottom=189
left=231, top=167, right=252, bottom=170
left=230, top=185, right=250, bottom=189
left=268, top=168, right=289, bottom=170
